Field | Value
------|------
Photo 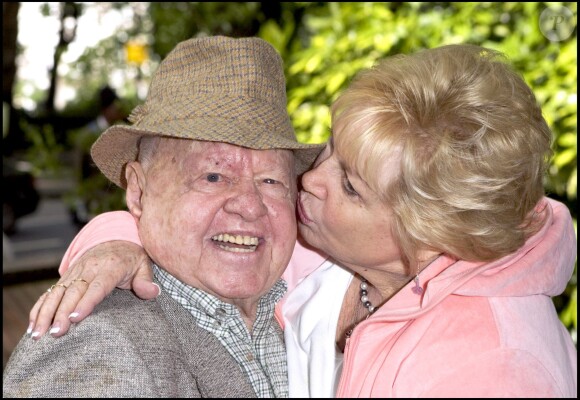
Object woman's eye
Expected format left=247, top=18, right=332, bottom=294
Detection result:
left=343, top=177, right=359, bottom=197
left=206, top=173, right=221, bottom=182
left=263, top=178, right=278, bottom=185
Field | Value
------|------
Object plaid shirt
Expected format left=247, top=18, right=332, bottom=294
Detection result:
left=154, top=265, right=289, bottom=398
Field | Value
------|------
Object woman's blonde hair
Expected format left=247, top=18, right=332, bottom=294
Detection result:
left=331, top=44, right=552, bottom=268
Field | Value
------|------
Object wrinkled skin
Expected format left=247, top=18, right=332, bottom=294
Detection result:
left=29, top=139, right=297, bottom=337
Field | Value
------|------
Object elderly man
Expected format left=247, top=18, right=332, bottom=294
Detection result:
left=3, top=36, right=323, bottom=398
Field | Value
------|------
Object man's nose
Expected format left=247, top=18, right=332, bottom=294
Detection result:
left=223, top=180, right=268, bottom=220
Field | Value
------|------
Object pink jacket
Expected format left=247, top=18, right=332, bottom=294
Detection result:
left=60, top=197, right=577, bottom=397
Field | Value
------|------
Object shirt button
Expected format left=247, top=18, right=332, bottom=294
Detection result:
left=216, top=308, right=226, bottom=317
left=246, top=353, right=254, bottom=362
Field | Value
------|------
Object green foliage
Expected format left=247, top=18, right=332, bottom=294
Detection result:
left=559, top=263, right=577, bottom=315
left=61, top=117, right=131, bottom=222
left=20, top=120, right=65, bottom=177
left=560, top=286, right=577, bottom=332
left=149, top=2, right=263, bottom=57
left=62, top=171, right=126, bottom=220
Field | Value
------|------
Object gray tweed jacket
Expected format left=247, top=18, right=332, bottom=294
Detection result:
left=2, top=289, right=258, bottom=398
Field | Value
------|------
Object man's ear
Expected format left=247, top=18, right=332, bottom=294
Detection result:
left=125, top=161, right=147, bottom=219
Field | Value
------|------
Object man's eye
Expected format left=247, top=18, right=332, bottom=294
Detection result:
left=257, top=177, right=290, bottom=198
left=206, top=173, right=221, bottom=182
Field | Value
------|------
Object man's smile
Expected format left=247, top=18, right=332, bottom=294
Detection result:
left=212, top=233, right=260, bottom=253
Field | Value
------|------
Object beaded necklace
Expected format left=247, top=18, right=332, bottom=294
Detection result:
left=344, top=278, right=377, bottom=338
left=344, top=269, right=427, bottom=340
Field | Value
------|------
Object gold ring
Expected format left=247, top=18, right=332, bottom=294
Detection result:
left=46, top=283, right=68, bottom=293
left=71, top=278, right=89, bottom=285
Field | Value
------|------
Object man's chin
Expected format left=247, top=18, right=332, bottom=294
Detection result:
left=213, top=276, right=270, bottom=300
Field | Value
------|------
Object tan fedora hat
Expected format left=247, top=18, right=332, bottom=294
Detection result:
left=91, top=35, right=325, bottom=188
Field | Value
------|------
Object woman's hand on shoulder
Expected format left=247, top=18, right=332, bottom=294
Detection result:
left=28, top=240, right=158, bottom=339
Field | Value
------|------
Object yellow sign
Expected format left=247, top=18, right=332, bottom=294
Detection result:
left=125, top=41, right=148, bottom=65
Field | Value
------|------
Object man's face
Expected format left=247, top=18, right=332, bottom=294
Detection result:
left=127, top=139, right=297, bottom=310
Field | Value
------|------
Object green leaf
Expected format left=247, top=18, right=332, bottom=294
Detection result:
left=553, top=148, right=577, bottom=167
left=558, top=132, right=577, bottom=148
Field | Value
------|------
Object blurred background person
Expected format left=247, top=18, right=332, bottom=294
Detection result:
left=68, top=85, right=128, bottom=227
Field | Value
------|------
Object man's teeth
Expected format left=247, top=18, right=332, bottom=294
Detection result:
left=211, top=234, right=259, bottom=253
left=212, top=234, right=259, bottom=245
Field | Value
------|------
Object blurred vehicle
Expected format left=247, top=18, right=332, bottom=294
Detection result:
left=3, top=159, right=40, bottom=234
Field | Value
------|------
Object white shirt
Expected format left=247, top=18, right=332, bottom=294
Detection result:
left=283, top=260, right=353, bottom=397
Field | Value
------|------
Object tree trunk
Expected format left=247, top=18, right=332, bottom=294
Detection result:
left=2, top=2, right=20, bottom=107
left=45, top=2, right=79, bottom=114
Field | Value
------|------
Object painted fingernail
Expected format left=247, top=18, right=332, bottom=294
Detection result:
left=26, top=323, right=33, bottom=335
left=31, top=332, right=40, bottom=338
left=69, top=312, right=80, bottom=319
left=152, top=282, right=161, bottom=297
left=49, top=326, right=61, bottom=335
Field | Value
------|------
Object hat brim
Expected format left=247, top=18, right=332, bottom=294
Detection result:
left=91, top=121, right=325, bottom=188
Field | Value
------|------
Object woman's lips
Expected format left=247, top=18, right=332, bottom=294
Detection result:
left=297, top=196, right=312, bottom=224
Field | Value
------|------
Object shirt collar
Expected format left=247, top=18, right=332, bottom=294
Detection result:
left=152, top=264, right=287, bottom=323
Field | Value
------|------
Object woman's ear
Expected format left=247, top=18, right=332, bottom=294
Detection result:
left=125, top=161, right=147, bottom=219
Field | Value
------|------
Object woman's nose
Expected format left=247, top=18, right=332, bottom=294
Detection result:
left=300, top=162, right=327, bottom=200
